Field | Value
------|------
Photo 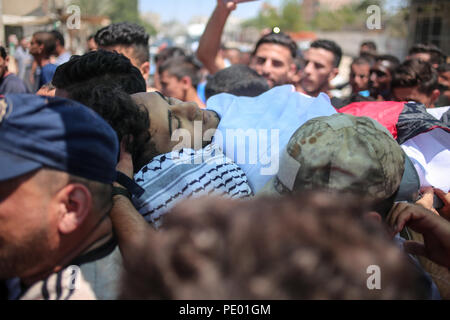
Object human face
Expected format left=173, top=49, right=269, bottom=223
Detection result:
left=393, top=86, right=434, bottom=108
left=29, top=36, right=42, bottom=57
left=350, top=63, right=371, bottom=93
left=131, top=92, right=220, bottom=155
left=300, top=47, right=337, bottom=96
left=160, top=71, right=186, bottom=101
left=250, top=43, right=294, bottom=88
left=0, top=170, right=59, bottom=279
left=369, top=61, right=392, bottom=98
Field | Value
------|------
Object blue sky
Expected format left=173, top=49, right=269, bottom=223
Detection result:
left=139, top=0, right=405, bottom=24
left=139, top=0, right=283, bottom=24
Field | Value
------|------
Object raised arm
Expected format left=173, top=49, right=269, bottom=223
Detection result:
left=196, top=1, right=237, bottom=74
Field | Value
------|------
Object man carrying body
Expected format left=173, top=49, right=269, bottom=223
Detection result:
left=158, top=55, right=206, bottom=108
left=95, top=22, right=150, bottom=88
left=196, top=0, right=297, bottom=89
left=347, top=55, right=374, bottom=102
left=0, top=94, right=122, bottom=300
left=407, top=43, right=446, bottom=69
left=299, top=39, right=345, bottom=108
left=369, top=54, right=400, bottom=101
left=392, top=59, right=440, bottom=109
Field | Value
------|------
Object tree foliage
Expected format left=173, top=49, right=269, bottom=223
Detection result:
left=242, top=0, right=391, bottom=32
left=70, top=0, right=156, bottom=36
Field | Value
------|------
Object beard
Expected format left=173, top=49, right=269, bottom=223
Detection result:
left=0, top=228, right=52, bottom=280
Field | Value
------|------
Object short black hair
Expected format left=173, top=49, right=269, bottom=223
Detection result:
left=51, top=30, right=65, bottom=47
left=32, top=31, right=56, bottom=57
left=408, top=43, right=446, bottom=66
left=351, top=55, right=375, bottom=67
left=253, top=32, right=297, bottom=60
left=361, top=41, right=377, bottom=52
left=392, top=59, right=438, bottom=95
left=205, top=64, right=269, bottom=100
left=0, top=46, right=6, bottom=59
left=158, top=55, right=202, bottom=89
left=310, top=39, right=342, bottom=68
left=154, top=46, right=186, bottom=65
left=52, top=49, right=147, bottom=94
left=95, top=22, right=150, bottom=65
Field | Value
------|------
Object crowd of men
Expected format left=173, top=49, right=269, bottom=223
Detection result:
left=1, top=0, right=450, bottom=300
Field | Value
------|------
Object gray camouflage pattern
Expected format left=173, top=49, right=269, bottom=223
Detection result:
left=271, top=113, right=405, bottom=201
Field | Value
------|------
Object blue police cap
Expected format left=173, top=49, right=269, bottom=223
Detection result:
left=0, top=94, right=119, bottom=184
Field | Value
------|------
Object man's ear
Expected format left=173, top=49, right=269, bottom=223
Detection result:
left=55, top=184, right=92, bottom=234
left=38, top=43, right=45, bottom=55
left=139, top=61, right=150, bottom=82
left=288, top=63, right=298, bottom=82
left=430, top=89, right=440, bottom=105
left=328, top=67, right=339, bottom=82
left=363, top=211, right=383, bottom=224
left=181, top=75, right=192, bottom=89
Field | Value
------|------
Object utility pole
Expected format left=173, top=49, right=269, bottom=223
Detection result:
left=0, top=0, right=5, bottom=46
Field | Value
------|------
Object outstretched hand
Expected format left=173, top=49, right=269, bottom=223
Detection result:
left=388, top=202, right=450, bottom=269
left=217, top=0, right=238, bottom=11
left=416, top=186, right=450, bottom=220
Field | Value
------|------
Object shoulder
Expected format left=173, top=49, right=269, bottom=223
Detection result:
left=1, top=74, right=28, bottom=94
left=20, top=266, right=97, bottom=300
left=330, top=96, right=347, bottom=109
left=42, top=64, right=57, bottom=73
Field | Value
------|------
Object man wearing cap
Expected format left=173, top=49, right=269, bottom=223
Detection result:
left=259, top=113, right=442, bottom=299
left=260, top=113, right=408, bottom=215
left=0, top=94, right=123, bottom=300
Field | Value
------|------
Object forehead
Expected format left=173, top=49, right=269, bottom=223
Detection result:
left=160, top=70, right=178, bottom=81
left=372, top=61, right=390, bottom=74
left=351, top=63, right=370, bottom=72
left=132, top=92, right=168, bottom=114
left=305, top=47, right=335, bottom=66
left=255, top=43, right=292, bottom=63
left=410, top=52, right=431, bottom=62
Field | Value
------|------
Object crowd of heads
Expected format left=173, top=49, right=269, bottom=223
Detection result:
left=0, top=5, right=449, bottom=300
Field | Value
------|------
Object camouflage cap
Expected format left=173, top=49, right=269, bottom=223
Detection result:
left=260, top=113, right=405, bottom=202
